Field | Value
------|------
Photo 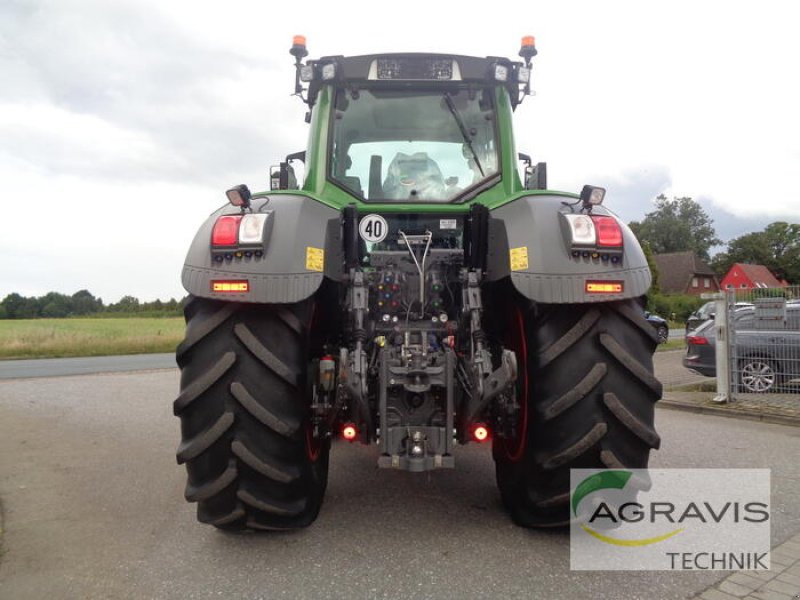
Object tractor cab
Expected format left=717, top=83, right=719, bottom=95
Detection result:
left=273, top=37, right=545, bottom=202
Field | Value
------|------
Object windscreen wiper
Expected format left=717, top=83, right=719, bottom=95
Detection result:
left=443, top=93, right=485, bottom=178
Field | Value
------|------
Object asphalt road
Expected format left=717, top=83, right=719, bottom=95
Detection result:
left=654, top=349, right=709, bottom=390
left=2, top=369, right=799, bottom=599
left=0, top=353, right=176, bottom=380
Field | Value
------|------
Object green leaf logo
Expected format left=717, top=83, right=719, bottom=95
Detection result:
left=572, top=470, right=683, bottom=546
left=572, top=470, right=632, bottom=516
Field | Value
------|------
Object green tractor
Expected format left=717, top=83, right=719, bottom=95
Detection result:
left=174, top=36, right=662, bottom=531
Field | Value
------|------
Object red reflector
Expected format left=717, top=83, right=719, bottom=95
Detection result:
left=342, top=423, right=357, bottom=441
left=211, top=215, right=242, bottom=246
left=211, top=280, right=249, bottom=293
left=585, top=281, right=624, bottom=294
left=471, top=424, right=490, bottom=443
left=591, top=215, right=623, bottom=247
left=686, top=335, right=709, bottom=345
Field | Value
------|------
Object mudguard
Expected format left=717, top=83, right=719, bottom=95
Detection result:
left=486, top=194, right=651, bottom=303
left=182, top=194, right=342, bottom=303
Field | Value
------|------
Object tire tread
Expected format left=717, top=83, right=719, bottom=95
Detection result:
left=174, top=297, right=329, bottom=531
left=495, top=298, right=662, bottom=528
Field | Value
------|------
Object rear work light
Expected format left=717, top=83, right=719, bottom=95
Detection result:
left=211, top=215, right=242, bottom=247
left=211, top=280, right=249, bottom=293
left=585, top=281, right=624, bottom=294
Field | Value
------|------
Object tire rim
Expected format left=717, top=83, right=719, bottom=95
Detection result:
left=658, top=326, right=668, bottom=343
left=741, top=360, right=775, bottom=393
left=500, top=304, right=529, bottom=462
left=306, top=425, right=322, bottom=461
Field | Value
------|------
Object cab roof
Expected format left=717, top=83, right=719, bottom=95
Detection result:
left=305, top=53, right=527, bottom=108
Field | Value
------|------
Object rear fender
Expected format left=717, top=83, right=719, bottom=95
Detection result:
left=486, top=194, right=651, bottom=303
left=182, top=194, right=342, bottom=303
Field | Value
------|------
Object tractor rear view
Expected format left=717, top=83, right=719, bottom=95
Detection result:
left=174, top=36, right=662, bottom=531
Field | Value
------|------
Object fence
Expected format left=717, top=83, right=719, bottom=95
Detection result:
left=655, top=345, right=712, bottom=392
left=724, top=285, right=800, bottom=402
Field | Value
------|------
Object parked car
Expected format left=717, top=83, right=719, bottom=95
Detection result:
left=644, top=311, right=669, bottom=344
left=685, top=301, right=716, bottom=335
left=683, top=304, right=800, bottom=392
left=685, top=300, right=754, bottom=335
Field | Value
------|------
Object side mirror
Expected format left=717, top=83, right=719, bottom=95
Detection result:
left=269, top=164, right=284, bottom=190
left=270, top=161, right=299, bottom=190
left=518, top=154, right=547, bottom=190
left=270, top=151, right=306, bottom=190
left=526, top=162, right=547, bottom=190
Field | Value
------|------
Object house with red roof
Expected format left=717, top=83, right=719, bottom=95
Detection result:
left=720, top=263, right=787, bottom=290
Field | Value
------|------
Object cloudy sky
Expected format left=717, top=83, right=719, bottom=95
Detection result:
left=1, top=0, right=798, bottom=302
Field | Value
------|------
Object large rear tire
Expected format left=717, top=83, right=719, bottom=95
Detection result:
left=494, top=298, right=662, bottom=527
left=174, top=296, right=330, bottom=531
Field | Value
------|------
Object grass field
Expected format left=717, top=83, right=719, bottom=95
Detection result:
left=0, top=318, right=185, bottom=359
left=658, top=338, right=685, bottom=352
left=0, top=317, right=682, bottom=360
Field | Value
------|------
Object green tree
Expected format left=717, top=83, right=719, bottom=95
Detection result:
left=1, top=293, right=26, bottom=319
left=641, top=241, right=659, bottom=294
left=711, top=221, right=800, bottom=283
left=629, top=195, right=721, bottom=261
left=16, top=297, right=41, bottom=319
left=641, top=241, right=660, bottom=311
left=1, top=293, right=40, bottom=319
left=108, top=295, right=141, bottom=313
left=146, top=299, right=164, bottom=311
left=40, top=292, right=73, bottom=318
left=72, top=289, right=104, bottom=315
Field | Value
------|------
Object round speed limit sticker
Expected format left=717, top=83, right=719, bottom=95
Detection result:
left=358, top=214, right=389, bottom=243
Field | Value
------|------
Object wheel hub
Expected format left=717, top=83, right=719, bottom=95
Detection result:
left=741, top=361, right=775, bottom=392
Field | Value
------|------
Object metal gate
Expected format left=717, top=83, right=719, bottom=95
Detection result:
left=723, top=285, right=800, bottom=401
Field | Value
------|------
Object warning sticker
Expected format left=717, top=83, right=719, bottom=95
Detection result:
left=509, top=246, right=529, bottom=271
left=306, top=247, right=324, bottom=272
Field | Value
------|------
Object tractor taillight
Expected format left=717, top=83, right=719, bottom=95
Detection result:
left=562, top=212, right=624, bottom=255
left=211, top=216, right=242, bottom=247
left=471, top=424, right=490, bottom=443
left=591, top=215, right=623, bottom=247
left=342, top=423, right=358, bottom=441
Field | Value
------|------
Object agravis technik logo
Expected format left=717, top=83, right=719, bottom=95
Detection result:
left=570, top=469, right=771, bottom=571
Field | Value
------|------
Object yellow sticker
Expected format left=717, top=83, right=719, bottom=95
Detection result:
left=306, top=247, right=324, bottom=272
left=509, top=246, right=529, bottom=271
